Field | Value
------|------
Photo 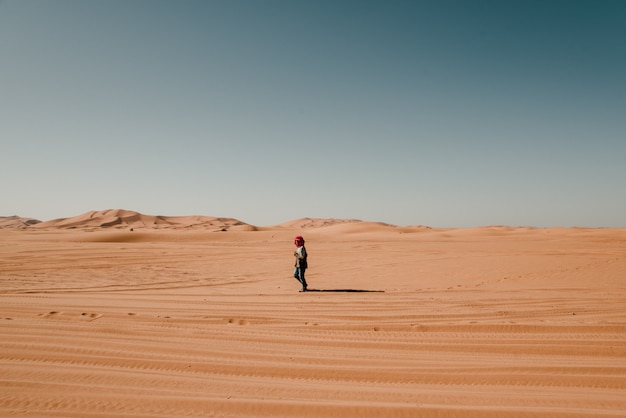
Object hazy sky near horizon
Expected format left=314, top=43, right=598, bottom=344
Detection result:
left=1, top=0, right=625, bottom=227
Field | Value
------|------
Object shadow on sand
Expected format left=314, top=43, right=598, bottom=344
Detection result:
left=304, top=289, right=384, bottom=293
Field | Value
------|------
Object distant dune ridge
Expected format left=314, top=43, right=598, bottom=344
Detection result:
left=277, top=217, right=363, bottom=229
left=20, top=209, right=254, bottom=231
left=0, top=216, right=41, bottom=229
left=0, top=209, right=617, bottom=233
left=1, top=209, right=433, bottom=232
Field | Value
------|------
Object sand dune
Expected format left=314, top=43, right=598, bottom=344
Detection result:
left=1, top=216, right=625, bottom=417
left=276, top=217, right=364, bottom=229
left=12, top=209, right=430, bottom=234
left=31, top=209, right=252, bottom=231
left=0, top=216, right=41, bottom=229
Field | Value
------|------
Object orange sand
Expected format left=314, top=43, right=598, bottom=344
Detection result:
left=1, top=211, right=625, bottom=417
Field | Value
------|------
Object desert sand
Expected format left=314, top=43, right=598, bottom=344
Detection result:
left=1, top=210, right=625, bottom=417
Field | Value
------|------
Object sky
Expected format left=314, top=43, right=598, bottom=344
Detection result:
left=1, top=0, right=625, bottom=227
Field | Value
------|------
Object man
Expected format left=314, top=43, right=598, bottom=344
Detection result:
left=293, top=235, right=308, bottom=292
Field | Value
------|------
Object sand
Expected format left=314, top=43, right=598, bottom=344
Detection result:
left=1, top=212, right=625, bottom=417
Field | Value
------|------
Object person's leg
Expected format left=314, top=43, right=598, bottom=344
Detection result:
left=294, top=267, right=303, bottom=287
left=300, top=268, right=308, bottom=291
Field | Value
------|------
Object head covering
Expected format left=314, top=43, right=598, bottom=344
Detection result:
left=294, top=235, right=305, bottom=247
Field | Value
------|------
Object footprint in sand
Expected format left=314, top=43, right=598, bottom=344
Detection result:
left=38, top=311, right=63, bottom=318
left=227, top=318, right=249, bottom=325
left=81, top=313, right=103, bottom=320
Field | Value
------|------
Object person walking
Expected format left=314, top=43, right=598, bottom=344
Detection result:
left=293, top=235, right=308, bottom=292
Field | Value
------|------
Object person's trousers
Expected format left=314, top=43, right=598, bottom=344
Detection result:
left=293, top=267, right=307, bottom=290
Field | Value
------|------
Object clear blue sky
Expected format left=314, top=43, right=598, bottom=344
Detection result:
left=1, top=0, right=625, bottom=227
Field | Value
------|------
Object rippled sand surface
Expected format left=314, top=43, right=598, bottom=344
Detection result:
left=1, top=225, right=625, bottom=417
